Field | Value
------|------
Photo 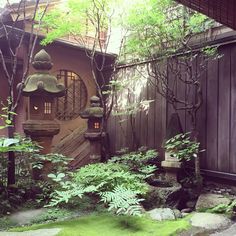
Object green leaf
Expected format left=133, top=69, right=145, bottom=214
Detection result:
left=2, top=138, right=19, bottom=147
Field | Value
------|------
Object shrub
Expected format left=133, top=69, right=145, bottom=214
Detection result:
left=74, top=162, right=148, bottom=193
left=31, top=208, right=74, bottom=224
left=110, top=149, right=158, bottom=178
left=47, top=149, right=158, bottom=216
left=164, top=133, right=200, bottom=161
left=206, top=200, right=236, bottom=217
left=0, top=134, right=72, bottom=214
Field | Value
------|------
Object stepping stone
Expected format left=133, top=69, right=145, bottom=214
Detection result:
left=0, top=228, right=61, bottom=236
left=148, top=208, right=176, bottom=221
left=211, top=222, right=236, bottom=236
left=190, top=212, right=231, bottom=230
left=9, top=209, right=47, bottom=225
left=195, top=193, right=231, bottom=211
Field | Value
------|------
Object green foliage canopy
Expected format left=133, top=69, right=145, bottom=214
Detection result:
left=41, top=0, right=118, bottom=47
left=123, top=0, right=213, bottom=60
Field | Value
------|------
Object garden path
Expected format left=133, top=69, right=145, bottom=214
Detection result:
left=9, top=209, right=46, bottom=225
left=211, top=222, right=236, bottom=236
left=0, top=228, right=61, bottom=236
left=180, top=212, right=236, bottom=236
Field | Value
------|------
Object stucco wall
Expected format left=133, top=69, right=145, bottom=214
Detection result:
left=0, top=65, right=25, bottom=136
left=0, top=66, right=8, bottom=136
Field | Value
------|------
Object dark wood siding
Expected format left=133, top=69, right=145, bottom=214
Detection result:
left=108, top=42, right=236, bottom=177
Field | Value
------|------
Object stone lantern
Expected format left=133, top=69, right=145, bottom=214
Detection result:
left=22, top=49, right=65, bottom=156
left=80, top=96, right=105, bottom=163
left=161, top=113, right=183, bottom=184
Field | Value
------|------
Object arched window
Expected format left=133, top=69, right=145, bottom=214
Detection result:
left=56, top=70, right=87, bottom=121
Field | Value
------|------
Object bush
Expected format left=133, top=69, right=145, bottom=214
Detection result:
left=74, top=162, right=148, bottom=193
left=31, top=208, right=74, bottom=224
left=110, top=149, right=158, bottom=178
left=205, top=200, right=236, bottom=217
left=165, top=133, right=200, bottom=161
left=47, top=149, right=158, bottom=216
left=0, top=134, right=72, bottom=215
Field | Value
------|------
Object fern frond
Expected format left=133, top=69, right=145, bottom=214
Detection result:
left=100, top=186, right=143, bottom=216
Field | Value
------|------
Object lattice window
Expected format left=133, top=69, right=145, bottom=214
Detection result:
left=44, top=102, right=52, bottom=114
left=56, top=70, right=87, bottom=121
left=94, top=122, right=100, bottom=129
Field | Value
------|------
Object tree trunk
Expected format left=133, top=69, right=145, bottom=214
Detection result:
left=7, top=126, right=15, bottom=186
left=191, top=129, right=202, bottom=192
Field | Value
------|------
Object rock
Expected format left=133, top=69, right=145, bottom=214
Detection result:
left=181, top=212, right=190, bottom=217
left=196, top=193, right=231, bottom=211
left=148, top=208, right=176, bottom=221
left=0, top=228, right=61, bottom=236
left=142, top=184, right=185, bottom=210
left=178, top=226, right=208, bottom=236
left=142, top=186, right=165, bottom=210
left=10, top=208, right=47, bottom=225
left=173, top=209, right=182, bottom=218
left=165, top=184, right=186, bottom=207
left=190, top=212, right=231, bottom=230
left=231, top=186, right=236, bottom=195
left=181, top=208, right=192, bottom=213
left=186, top=200, right=196, bottom=209
left=211, top=222, right=236, bottom=235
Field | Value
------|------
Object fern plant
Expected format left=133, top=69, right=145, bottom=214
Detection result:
left=47, top=149, right=157, bottom=216
left=100, top=186, right=144, bottom=216
left=109, top=149, right=158, bottom=178
left=48, top=161, right=150, bottom=216
left=74, top=162, right=148, bottom=193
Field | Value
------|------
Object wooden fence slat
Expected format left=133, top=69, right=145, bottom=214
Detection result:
left=177, top=62, right=186, bottom=131
left=230, top=44, right=236, bottom=174
left=196, top=55, right=208, bottom=168
left=140, top=83, right=148, bottom=147
left=147, top=78, right=156, bottom=148
left=107, top=115, right=116, bottom=155
left=218, top=46, right=231, bottom=173
left=206, top=58, right=218, bottom=170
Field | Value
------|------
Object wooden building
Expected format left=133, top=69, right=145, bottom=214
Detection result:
left=0, top=1, right=114, bottom=167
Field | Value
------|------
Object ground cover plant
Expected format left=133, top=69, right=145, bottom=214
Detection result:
left=47, top=149, right=158, bottom=216
left=198, top=200, right=236, bottom=218
left=11, top=213, right=190, bottom=236
left=0, top=132, right=72, bottom=216
left=165, top=133, right=201, bottom=162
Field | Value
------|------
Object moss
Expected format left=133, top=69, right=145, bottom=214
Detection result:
left=10, top=213, right=190, bottom=236
left=0, top=217, right=17, bottom=230
left=80, top=107, right=103, bottom=118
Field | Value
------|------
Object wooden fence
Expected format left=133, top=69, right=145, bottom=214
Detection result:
left=108, top=41, right=236, bottom=180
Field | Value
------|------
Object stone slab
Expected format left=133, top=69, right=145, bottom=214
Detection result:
left=211, top=222, right=236, bottom=236
left=190, top=212, right=231, bottom=230
left=9, top=209, right=47, bottom=225
left=148, top=208, right=176, bottom=221
left=0, top=228, right=61, bottom=236
left=196, top=193, right=231, bottom=211
left=161, top=160, right=182, bottom=169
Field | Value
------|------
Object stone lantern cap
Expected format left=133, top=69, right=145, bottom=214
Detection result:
left=22, top=49, right=65, bottom=97
left=80, top=96, right=104, bottom=119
